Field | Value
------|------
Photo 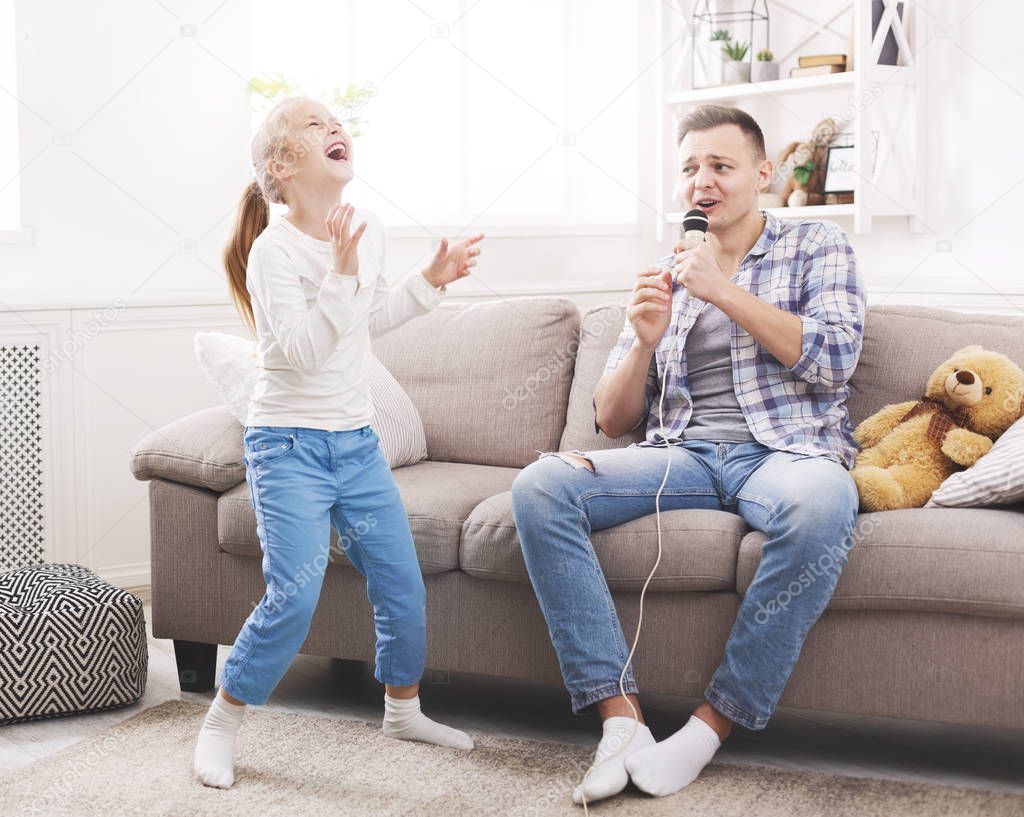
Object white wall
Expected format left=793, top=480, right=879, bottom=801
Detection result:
left=4, top=1, right=1023, bottom=311
left=1, top=0, right=1022, bottom=588
left=2, top=0, right=665, bottom=307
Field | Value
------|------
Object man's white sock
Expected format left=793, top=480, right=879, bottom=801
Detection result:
left=193, top=691, right=246, bottom=789
left=382, top=693, right=474, bottom=750
left=572, top=716, right=656, bottom=805
left=625, top=714, right=721, bottom=797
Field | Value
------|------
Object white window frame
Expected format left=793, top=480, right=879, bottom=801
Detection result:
left=249, top=0, right=642, bottom=238
left=0, top=0, right=31, bottom=244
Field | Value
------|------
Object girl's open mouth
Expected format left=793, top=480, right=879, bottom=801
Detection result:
left=325, top=141, right=348, bottom=162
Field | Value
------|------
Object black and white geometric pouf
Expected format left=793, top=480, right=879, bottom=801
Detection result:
left=0, top=563, right=148, bottom=724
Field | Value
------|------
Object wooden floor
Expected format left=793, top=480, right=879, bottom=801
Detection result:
left=2, top=595, right=1022, bottom=796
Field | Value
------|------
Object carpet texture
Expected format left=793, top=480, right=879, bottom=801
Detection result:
left=1, top=699, right=1021, bottom=817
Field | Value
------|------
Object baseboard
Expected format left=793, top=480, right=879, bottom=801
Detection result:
left=95, top=562, right=151, bottom=599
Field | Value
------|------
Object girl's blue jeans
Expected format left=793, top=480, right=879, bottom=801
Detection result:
left=220, top=424, right=426, bottom=705
left=510, top=439, right=859, bottom=730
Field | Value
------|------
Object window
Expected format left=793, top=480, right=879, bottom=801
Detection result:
left=0, top=0, right=20, bottom=230
left=249, top=0, right=639, bottom=234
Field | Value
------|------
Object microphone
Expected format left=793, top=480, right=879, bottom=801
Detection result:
left=675, top=208, right=709, bottom=284
left=680, top=208, right=709, bottom=249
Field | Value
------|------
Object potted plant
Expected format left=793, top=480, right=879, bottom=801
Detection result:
left=722, top=40, right=750, bottom=84
left=752, top=49, right=779, bottom=82
left=705, top=29, right=731, bottom=86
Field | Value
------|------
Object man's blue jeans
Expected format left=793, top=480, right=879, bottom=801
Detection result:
left=220, top=425, right=426, bottom=705
left=510, top=439, right=859, bottom=730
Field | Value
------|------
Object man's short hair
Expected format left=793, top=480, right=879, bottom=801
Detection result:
left=676, top=104, right=766, bottom=163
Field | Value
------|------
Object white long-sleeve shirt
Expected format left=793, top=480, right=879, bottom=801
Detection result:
left=244, top=209, right=445, bottom=430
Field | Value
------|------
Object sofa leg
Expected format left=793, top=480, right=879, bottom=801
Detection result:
left=173, top=639, right=218, bottom=692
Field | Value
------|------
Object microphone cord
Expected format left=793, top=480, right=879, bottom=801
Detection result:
left=578, top=229, right=697, bottom=814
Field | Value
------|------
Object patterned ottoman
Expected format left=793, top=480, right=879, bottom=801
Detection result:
left=0, top=563, right=148, bottom=723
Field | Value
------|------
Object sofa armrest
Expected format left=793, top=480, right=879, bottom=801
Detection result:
left=130, top=405, right=244, bottom=492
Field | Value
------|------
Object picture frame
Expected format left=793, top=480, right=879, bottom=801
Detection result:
left=823, top=130, right=880, bottom=195
left=823, top=145, right=856, bottom=194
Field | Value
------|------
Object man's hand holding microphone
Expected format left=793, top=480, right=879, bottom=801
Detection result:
left=672, top=209, right=731, bottom=305
left=595, top=210, right=713, bottom=437
left=628, top=209, right=718, bottom=350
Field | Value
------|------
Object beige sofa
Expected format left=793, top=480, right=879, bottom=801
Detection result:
left=129, top=300, right=1024, bottom=729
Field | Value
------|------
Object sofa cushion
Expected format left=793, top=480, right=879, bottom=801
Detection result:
left=218, top=460, right=519, bottom=574
left=130, top=405, right=244, bottom=492
left=560, top=303, right=647, bottom=453
left=736, top=507, right=1024, bottom=619
left=373, top=298, right=580, bottom=468
left=848, top=305, right=1024, bottom=428
left=392, top=461, right=520, bottom=571
left=927, top=416, right=1024, bottom=508
left=461, top=491, right=746, bottom=591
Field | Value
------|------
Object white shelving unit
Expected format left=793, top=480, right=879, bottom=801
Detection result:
left=656, top=0, right=926, bottom=237
left=664, top=69, right=855, bottom=105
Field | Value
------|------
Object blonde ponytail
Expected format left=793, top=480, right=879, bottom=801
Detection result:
left=223, top=96, right=305, bottom=334
left=224, top=180, right=269, bottom=335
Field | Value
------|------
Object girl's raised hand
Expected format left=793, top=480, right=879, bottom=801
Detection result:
left=325, top=203, right=367, bottom=278
left=423, top=233, right=484, bottom=289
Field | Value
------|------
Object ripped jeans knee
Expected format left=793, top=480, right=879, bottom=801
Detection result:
left=539, top=450, right=596, bottom=473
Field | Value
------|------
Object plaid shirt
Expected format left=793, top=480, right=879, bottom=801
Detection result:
left=600, top=210, right=867, bottom=469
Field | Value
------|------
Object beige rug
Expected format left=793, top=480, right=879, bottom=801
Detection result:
left=1, top=699, right=1021, bottom=817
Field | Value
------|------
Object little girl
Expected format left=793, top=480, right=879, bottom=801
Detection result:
left=193, top=95, right=484, bottom=789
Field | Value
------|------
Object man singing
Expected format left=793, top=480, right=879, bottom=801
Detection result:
left=511, top=103, right=866, bottom=804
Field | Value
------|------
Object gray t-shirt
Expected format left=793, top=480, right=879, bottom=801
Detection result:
left=682, top=303, right=756, bottom=443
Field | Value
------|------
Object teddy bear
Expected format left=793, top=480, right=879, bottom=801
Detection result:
left=850, top=345, right=1024, bottom=512
left=776, top=116, right=841, bottom=208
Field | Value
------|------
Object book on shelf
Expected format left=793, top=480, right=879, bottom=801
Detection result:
left=798, top=54, right=848, bottom=68
left=790, top=64, right=848, bottom=79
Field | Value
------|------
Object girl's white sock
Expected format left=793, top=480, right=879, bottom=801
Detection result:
left=193, top=691, right=246, bottom=788
left=572, top=716, right=656, bottom=805
left=382, top=693, right=474, bottom=750
left=625, top=714, right=722, bottom=797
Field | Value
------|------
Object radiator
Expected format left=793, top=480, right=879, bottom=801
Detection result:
left=0, top=344, right=45, bottom=572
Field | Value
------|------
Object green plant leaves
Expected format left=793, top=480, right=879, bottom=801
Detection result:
left=793, top=160, right=816, bottom=185
left=722, top=40, right=749, bottom=60
left=246, top=73, right=370, bottom=136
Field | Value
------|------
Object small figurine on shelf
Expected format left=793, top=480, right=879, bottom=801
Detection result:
left=752, top=49, right=778, bottom=82
left=776, top=116, right=841, bottom=207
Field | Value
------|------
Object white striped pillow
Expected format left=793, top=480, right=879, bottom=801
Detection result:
left=365, top=354, right=428, bottom=467
left=925, top=415, right=1024, bottom=507
left=193, top=331, right=427, bottom=469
